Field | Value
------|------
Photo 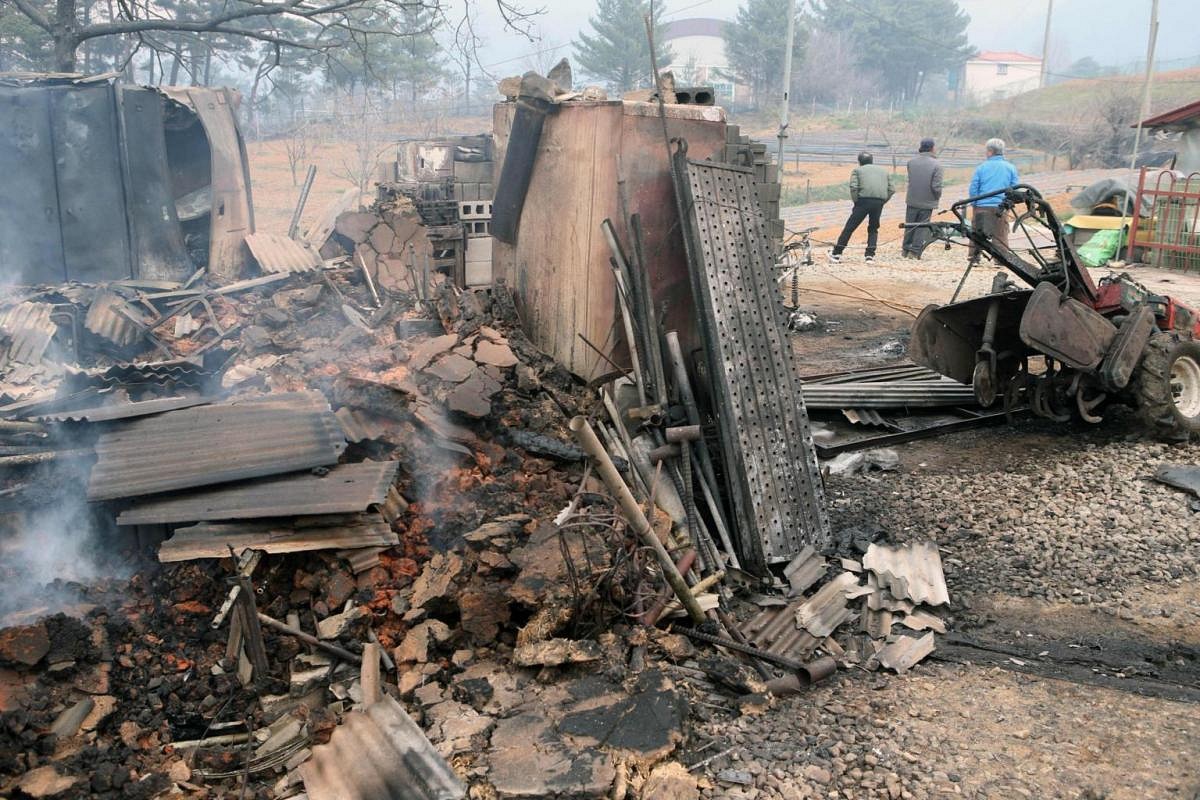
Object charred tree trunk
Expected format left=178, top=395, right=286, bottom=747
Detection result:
left=52, top=0, right=80, bottom=72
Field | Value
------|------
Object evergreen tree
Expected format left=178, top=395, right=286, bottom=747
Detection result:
left=723, top=0, right=809, bottom=110
left=813, top=0, right=974, bottom=103
left=574, top=0, right=672, bottom=93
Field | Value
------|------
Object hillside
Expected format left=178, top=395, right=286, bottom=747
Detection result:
left=979, top=68, right=1200, bottom=125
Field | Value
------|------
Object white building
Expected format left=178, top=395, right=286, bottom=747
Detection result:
left=661, top=17, right=738, bottom=104
left=959, top=50, right=1043, bottom=102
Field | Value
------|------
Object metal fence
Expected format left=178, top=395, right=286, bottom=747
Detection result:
left=1130, top=168, right=1200, bottom=271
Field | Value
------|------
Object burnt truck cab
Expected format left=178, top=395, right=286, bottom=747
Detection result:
left=0, top=72, right=254, bottom=286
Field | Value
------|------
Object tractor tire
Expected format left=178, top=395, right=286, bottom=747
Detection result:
left=1132, top=332, right=1200, bottom=440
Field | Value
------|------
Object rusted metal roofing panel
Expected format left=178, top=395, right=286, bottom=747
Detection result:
left=158, top=513, right=397, bottom=561
left=117, top=460, right=398, bottom=525
left=88, top=391, right=346, bottom=501
left=244, top=232, right=323, bottom=274
left=84, top=290, right=146, bottom=346
left=739, top=599, right=821, bottom=664
left=1136, top=99, right=1200, bottom=130
left=299, top=694, right=465, bottom=800
left=35, top=395, right=211, bottom=422
left=65, top=358, right=210, bottom=390
left=793, top=572, right=859, bottom=637
left=862, top=542, right=949, bottom=607
left=0, top=302, right=58, bottom=364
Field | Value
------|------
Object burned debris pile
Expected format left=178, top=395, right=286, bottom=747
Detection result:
left=0, top=72, right=954, bottom=800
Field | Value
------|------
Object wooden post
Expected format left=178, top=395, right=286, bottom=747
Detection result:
left=361, top=643, right=382, bottom=706
left=236, top=577, right=270, bottom=682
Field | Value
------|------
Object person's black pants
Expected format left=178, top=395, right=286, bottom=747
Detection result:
left=902, top=206, right=933, bottom=256
left=832, top=198, right=886, bottom=257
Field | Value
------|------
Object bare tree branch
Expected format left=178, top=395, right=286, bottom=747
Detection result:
left=10, top=0, right=52, bottom=32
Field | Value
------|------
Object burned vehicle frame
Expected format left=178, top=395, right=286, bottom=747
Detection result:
left=0, top=73, right=254, bottom=286
left=906, top=184, right=1200, bottom=438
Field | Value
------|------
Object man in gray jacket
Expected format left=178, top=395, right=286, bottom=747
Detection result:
left=830, top=152, right=895, bottom=263
left=902, top=138, right=943, bottom=259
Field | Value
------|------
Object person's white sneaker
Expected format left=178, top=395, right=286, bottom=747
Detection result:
left=828, top=252, right=842, bottom=263
left=865, top=255, right=875, bottom=263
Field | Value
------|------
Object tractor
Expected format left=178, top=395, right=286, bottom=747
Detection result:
left=906, top=184, right=1200, bottom=440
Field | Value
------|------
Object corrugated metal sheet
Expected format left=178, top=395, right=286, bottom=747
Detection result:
left=793, top=572, right=858, bottom=637
left=862, top=542, right=949, bottom=607
left=245, top=232, right=324, bottom=274
left=338, top=546, right=385, bottom=574
left=782, top=545, right=824, bottom=596
left=88, top=391, right=346, bottom=501
left=67, top=359, right=210, bottom=390
left=158, top=513, right=397, bottom=561
left=35, top=395, right=211, bottom=423
left=739, top=599, right=821, bottom=664
left=335, top=406, right=388, bottom=443
left=117, top=460, right=399, bottom=525
left=299, top=694, right=465, bottom=800
left=876, top=632, right=936, bottom=674
left=0, top=302, right=58, bottom=364
left=842, top=409, right=889, bottom=427
left=84, top=290, right=145, bottom=346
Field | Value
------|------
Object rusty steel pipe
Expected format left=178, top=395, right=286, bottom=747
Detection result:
left=765, top=655, right=839, bottom=695
left=571, top=416, right=706, bottom=623
left=641, top=549, right=697, bottom=626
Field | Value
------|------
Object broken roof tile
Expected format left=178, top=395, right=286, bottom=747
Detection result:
left=407, top=333, right=458, bottom=371
left=793, top=572, right=859, bottom=638
left=425, top=353, right=476, bottom=383
left=0, top=301, right=58, bottom=364
left=876, top=632, right=935, bottom=674
left=862, top=541, right=949, bottom=607
left=245, top=232, right=324, bottom=274
left=783, top=545, right=824, bottom=597
left=473, top=339, right=518, bottom=368
left=84, top=291, right=146, bottom=347
left=299, top=694, right=465, bottom=800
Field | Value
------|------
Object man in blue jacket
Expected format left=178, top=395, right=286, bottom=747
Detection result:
left=967, top=138, right=1019, bottom=265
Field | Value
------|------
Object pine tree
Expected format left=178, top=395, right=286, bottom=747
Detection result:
left=574, top=0, right=673, bottom=93
left=723, top=0, right=809, bottom=110
left=813, top=0, right=974, bottom=103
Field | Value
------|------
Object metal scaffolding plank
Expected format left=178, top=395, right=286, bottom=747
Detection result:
left=672, top=147, right=830, bottom=572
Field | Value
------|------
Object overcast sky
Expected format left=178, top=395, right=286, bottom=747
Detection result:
left=463, top=0, right=1195, bottom=78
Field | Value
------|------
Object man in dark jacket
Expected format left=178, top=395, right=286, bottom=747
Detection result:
left=830, top=152, right=895, bottom=263
left=902, top=138, right=943, bottom=259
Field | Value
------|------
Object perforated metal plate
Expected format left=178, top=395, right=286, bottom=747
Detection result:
left=673, top=150, right=830, bottom=572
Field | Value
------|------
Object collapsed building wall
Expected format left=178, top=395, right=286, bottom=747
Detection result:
left=0, top=74, right=254, bottom=286
left=491, top=100, right=729, bottom=377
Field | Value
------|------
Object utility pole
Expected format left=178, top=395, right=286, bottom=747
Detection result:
left=1038, top=0, right=1054, bottom=88
left=776, top=0, right=797, bottom=171
left=1129, top=0, right=1159, bottom=171
left=1119, top=0, right=1159, bottom=257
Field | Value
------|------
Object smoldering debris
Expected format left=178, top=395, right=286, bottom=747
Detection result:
left=0, top=72, right=956, bottom=800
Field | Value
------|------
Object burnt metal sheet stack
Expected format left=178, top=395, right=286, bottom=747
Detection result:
left=84, top=391, right=400, bottom=560
left=672, top=147, right=830, bottom=573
